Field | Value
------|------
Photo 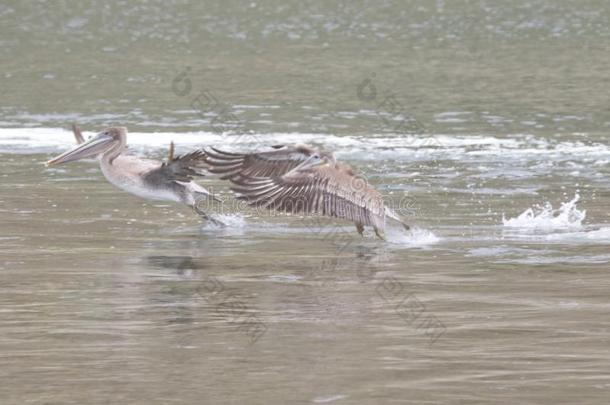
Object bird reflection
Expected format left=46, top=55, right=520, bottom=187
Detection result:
left=146, top=255, right=204, bottom=276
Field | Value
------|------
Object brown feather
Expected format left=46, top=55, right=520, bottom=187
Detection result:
left=230, top=162, right=386, bottom=232
left=168, top=141, right=175, bottom=162
left=143, top=149, right=208, bottom=184
left=72, top=123, right=85, bottom=144
left=202, top=145, right=321, bottom=181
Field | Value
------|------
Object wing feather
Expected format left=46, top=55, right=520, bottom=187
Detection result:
left=202, top=145, right=316, bottom=181
left=231, top=163, right=387, bottom=231
left=142, top=149, right=208, bottom=185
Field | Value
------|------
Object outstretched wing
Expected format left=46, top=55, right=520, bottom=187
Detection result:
left=231, top=163, right=386, bottom=230
left=202, top=145, right=316, bottom=181
left=142, top=149, right=208, bottom=184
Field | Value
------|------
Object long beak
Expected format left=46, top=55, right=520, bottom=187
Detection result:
left=45, top=133, right=115, bottom=166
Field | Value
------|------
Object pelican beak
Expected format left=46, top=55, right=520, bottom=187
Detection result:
left=45, top=132, right=115, bottom=166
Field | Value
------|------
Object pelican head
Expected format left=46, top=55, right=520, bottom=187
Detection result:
left=298, top=151, right=336, bottom=171
left=46, top=127, right=126, bottom=166
left=320, top=150, right=336, bottom=164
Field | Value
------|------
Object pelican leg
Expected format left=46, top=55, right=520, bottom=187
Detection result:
left=192, top=205, right=225, bottom=226
left=374, top=227, right=386, bottom=241
left=356, top=223, right=364, bottom=237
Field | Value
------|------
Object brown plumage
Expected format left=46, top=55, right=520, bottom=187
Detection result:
left=201, top=144, right=334, bottom=180
left=143, top=149, right=210, bottom=184
left=168, top=141, right=175, bottom=162
left=71, top=124, right=204, bottom=185
left=62, top=125, right=221, bottom=222
left=203, top=145, right=409, bottom=239
left=72, top=123, right=85, bottom=144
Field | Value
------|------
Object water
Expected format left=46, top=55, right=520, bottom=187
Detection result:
left=1, top=1, right=610, bottom=404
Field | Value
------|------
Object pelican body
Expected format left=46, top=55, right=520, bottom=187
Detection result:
left=46, top=127, right=219, bottom=222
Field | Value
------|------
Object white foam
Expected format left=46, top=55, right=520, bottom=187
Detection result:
left=544, top=227, right=610, bottom=243
left=202, top=214, right=246, bottom=230
left=386, top=226, right=440, bottom=247
left=502, top=194, right=586, bottom=230
left=501, top=253, right=610, bottom=264
left=2, top=128, right=609, bottom=165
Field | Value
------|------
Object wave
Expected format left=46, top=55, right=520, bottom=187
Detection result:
left=1, top=128, right=609, bottom=163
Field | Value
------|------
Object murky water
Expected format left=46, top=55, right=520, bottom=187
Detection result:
left=1, top=1, right=610, bottom=404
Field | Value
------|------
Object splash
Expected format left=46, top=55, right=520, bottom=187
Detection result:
left=386, top=226, right=440, bottom=247
left=502, top=194, right=585, bottom=230
left=202, top=214, right=246, bottom=230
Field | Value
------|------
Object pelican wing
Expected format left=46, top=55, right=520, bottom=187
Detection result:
left=231, top=163, right=386, bottom=230
left=72, top=123, right=85, bottom=144
left=143, top=149, right=208, bottom=184
left=202, top=145, right=316, bottom=180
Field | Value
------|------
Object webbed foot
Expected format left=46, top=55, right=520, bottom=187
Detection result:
left=374, top=227, right=386, bottom=241
left=193, top=205, right=225, bottom=226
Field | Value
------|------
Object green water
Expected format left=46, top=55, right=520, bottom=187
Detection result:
left=2, top=0, right=610, bottom=137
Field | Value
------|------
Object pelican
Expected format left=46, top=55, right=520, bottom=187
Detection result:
left=202, top=144, right=409, bottom=239
left=72, top=123, right=85, bottom=144
left=46, top=126, right=221, bottom=223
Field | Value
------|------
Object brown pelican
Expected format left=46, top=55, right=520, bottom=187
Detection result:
left=46, top=127, right=221, bottom=223
left=202, top=144, right=409, bottom=239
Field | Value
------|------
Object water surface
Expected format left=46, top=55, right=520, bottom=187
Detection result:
left=1, top=1, right=610, bottom=404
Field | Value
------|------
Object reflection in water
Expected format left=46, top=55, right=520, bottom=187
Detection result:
left=2, top=0, right=610, bottom=403
left=140, top=243, right=393, bottom=345
left=144, top=253, right=268, bottom=344
left=144, top=255, right=205, bottom=326
left=146, top=255, right=204, bottom=275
